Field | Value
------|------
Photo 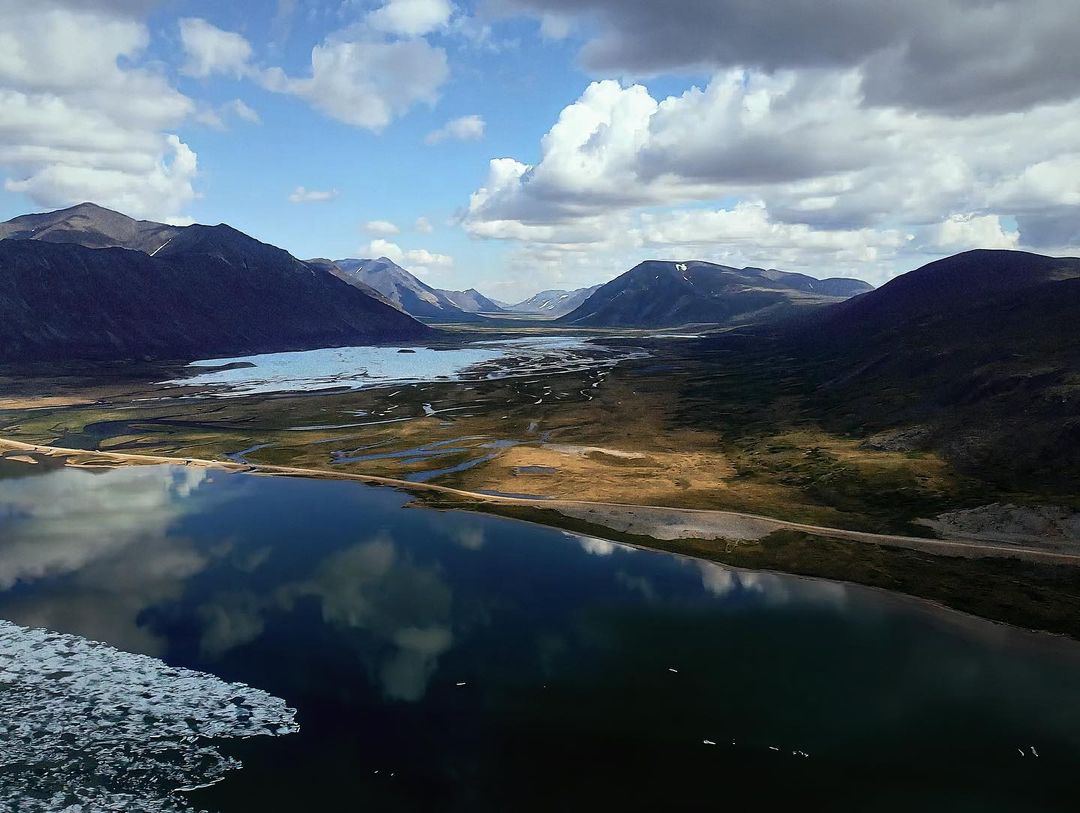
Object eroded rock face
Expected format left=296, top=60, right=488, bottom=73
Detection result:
left=919, top=503, right=1080, bottom=549
left=0, top=619, right=297, bottom=811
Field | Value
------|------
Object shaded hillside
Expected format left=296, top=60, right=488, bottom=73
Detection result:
left=684, top=250, right=1080, bottom=491
left=560, top=261, right=871, bottom=327
left=800, top=251, right=1080, bottom=488
left=0, top=231, right=430, bottom=362
left=0, top=202, right=181, bottom=254
left=506, top=286, right=601, bottom=317
left=334, top=257, right=484, bottom=322
left=807, top=249, right=1080, bottom=344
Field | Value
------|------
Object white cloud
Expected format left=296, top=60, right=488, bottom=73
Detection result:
left=228, top=98, right=261, bottom=124
left=365, top=239, right=453, bottom=273
left=364, top=219, right=400, bottom=235
left=178, top=17, right=254, bottom=79
left=177, top=15, right=452, bottom=133
left=262, top=35, right=448, bottom=131
left=0, top=3, right=197, bottom=221
left=367, top=0, right=454, bottom=37
left=414, top=215, right=434, bottom=233
left=927, top=214, right=1019, bottom=253
left=367, top=238, right=403, bottom=259
left=425, top=114, right=485, bottom=144
left=194, top=98, right=260, bottom=130
left=288, top=185, right=339, bottom=203
left=404, top=247, right=453, bottom=268
left=464, top=70, right=1080, bottom=288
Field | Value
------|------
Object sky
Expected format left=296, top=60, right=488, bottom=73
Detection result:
left=1, top=0, right=1078, bottom=301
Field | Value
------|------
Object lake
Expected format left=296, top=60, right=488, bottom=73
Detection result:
left=165, top=336, right=647, bottom=396
left=2, top=460, right=1080, bottom=810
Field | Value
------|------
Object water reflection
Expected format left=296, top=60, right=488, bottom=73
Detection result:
left=694, top=560, right=849, bottom=608
left=3, top=462, right=1080, bottom=810
left=277, top=535, right=454, bottom=702
left=0, top=465, right=211, bottom=654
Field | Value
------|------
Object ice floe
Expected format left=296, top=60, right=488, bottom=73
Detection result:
left=0, top=619, right=297, bottom=812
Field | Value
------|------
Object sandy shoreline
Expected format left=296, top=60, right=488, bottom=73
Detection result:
left=3, top=436, right=1079, bottom=566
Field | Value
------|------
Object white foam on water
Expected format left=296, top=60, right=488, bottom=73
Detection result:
left=0, top=619, right=298, bottom=812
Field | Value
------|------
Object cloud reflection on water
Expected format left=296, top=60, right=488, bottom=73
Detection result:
left=0, top=465, right=211, bottom=654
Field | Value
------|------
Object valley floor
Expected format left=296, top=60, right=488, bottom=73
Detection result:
left=3, top=332, right=1079, bottom=636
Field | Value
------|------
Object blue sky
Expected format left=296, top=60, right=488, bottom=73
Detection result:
left=1, top=1, right=1077, bottom=300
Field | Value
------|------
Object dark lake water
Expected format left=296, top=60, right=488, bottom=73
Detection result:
left=2, top=460, right=1080, bottom=810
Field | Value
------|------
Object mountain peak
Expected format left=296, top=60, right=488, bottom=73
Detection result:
left=560, top=260, right=871, bottom=327
left=0, top=201, right=181, bottom=254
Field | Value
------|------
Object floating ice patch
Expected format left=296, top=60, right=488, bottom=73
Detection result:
left=0, top=620, right=297, bottom=812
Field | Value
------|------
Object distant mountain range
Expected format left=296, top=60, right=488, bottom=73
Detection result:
left=559, top=261, right=873, bottom=328
left=331, top=257, right=496, bottom=322
left=0, top=204, right=429, bottom=362
left=502, top=286, right=602, bottom=318
left=439, top=288, right=505, bottom=314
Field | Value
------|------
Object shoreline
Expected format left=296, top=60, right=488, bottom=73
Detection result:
left=3, top=436, right=1079, bottom=566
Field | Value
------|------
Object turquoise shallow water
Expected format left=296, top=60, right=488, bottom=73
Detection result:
left=2, top=460, right=1080, bottom=810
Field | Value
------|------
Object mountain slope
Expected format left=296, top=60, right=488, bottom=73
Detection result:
left=806, top=249, right=1080, bottom=344
left=0, top=215, right=431, bottom=362
left=0, top=202, right=181, bottom=254
left=438, top=288, right=505, bottom=313
left=333, top=257, right=483, bottom=322
left=305, top=258, right=398, bottom=307
left=560, top=261, right=872, bottom=327
left=751, top=249, right=1080, bottom=488
left=506, top=286, right=601, bottom=318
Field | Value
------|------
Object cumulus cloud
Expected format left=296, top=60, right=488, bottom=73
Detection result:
left=638, top=203, right=910, bottom=266
left=172, top=13, right=449, bottom=133
left=367, top=0, right=454, bottom=37
left=366, top=238, right=453, bottom=273
left=288, top=185, right=339, bottom=203
left=364, top=219, right=400, bottom=235
left=425, top=114, right=485, bottom=144
left=414, top=215, right=434, bottom=233
left=927, top=214, right=1019, bottom=253
left=464, top=70, right=1080, bottom=287
left=494, top=0, right=1080, bottom=116
left=262, top=35, right=448, bottom=131
left=0, top=1, right=197, bottom=220
left=178, top=17, right=254, bottom=78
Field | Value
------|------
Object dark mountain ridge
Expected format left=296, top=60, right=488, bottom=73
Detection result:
left=0, top=207, right=431, bottom=362
left=560, top=260, right=872, bottom=327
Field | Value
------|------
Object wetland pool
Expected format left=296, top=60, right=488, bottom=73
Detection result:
left=2, top=460, right=1080, bottom=810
